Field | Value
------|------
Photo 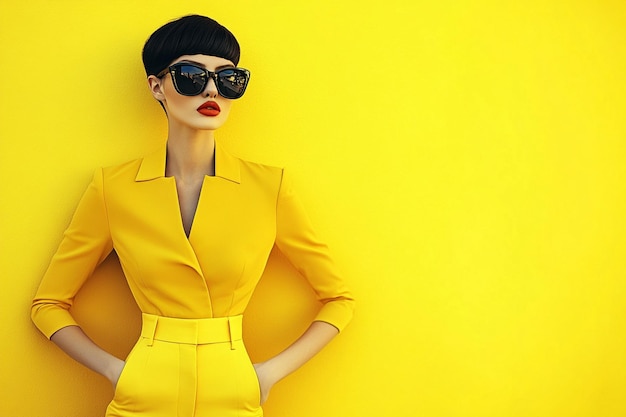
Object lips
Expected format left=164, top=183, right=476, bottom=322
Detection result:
left=197, top=100, right=221, bottom=117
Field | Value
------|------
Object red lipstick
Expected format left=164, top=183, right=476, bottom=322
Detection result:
left=197, top=100, right=221, bottom=117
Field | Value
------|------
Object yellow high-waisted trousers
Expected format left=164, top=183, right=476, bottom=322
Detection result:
left=105, top=314, right=263, bottom=417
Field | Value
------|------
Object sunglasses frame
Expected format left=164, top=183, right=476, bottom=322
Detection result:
left=157, top=63, right=251, bottom=99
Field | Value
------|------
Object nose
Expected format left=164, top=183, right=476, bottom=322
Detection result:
left=203, top=75, right=219, bottom=98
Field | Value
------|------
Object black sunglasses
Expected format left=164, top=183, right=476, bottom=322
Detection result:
left=157, top=63, right=251, bottom=99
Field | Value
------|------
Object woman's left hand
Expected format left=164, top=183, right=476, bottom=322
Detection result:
left=253, top=362, right=277, bottom=405
left=250, top=322, right=339, bottom=405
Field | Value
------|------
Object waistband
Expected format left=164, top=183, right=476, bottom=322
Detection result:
left=140, top=313, right=243, bottom=349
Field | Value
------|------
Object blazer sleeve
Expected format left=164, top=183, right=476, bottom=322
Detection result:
left=275, top=169, right=355, bottom=332
left=31, top=168, right=114, bottom=339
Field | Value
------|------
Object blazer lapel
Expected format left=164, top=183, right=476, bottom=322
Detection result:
left=132, top=139, right=243, bottom=283
left=133, top=143, right=206, bottom=281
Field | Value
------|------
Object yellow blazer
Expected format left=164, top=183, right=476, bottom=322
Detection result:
left=31, top=140, right=354, bottom=339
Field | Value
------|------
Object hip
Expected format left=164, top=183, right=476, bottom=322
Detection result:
left=106, top=314, right=262, bottom=417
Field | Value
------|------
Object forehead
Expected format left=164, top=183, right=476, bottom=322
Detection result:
left=170, top=54, right=235, bottom=69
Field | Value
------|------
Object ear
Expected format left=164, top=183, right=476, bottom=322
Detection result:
left=147, top=75, right=166, bottom=102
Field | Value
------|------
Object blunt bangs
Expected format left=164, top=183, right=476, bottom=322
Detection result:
left=142, top=15, right=241, bottom=77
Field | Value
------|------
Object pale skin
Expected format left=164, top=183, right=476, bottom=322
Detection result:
left=50, top=54, right=339, bottom=405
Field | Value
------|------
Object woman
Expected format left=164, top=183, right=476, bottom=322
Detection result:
left=31, top=14, right=354, bottom=417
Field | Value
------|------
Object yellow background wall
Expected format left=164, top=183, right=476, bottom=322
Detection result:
left=2, top=1, right=626, bottom=416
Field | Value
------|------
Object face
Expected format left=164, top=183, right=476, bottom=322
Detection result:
left=148, top=54, right=236, bottom=132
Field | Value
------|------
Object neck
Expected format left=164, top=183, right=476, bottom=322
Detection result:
left=165, top=125, right=216, bottom=179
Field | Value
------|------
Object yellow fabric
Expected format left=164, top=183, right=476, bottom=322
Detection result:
left=106, top=315, right=262, bottom=417
left=139, top=313, right=242, bottom=346
left=31, top=140, right=355, bottom=339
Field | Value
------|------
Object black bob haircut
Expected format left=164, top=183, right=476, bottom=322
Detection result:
left=142, top=15, right=241, bottom=77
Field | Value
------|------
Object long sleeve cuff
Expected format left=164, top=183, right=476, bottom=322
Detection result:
left=31, top=303, right=80, bottom=339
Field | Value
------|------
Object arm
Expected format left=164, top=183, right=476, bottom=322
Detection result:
left=257, top=169, right=355, bottom=403
left=32, top=169, right=117, bottom=384
left=274, top=169, right=356, bottom=332
left=254, top=321, right=339, bottom=404
left=32, top=168, right=113, bottom=337
left=51, top=326, right=125, bottom=386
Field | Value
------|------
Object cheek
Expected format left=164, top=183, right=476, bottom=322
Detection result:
left=219, top=102, right=233, bottom=117
left=163, top=92, right=193, bottom=116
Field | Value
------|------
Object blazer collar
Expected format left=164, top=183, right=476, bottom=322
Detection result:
left=135, top=139, right=241, bottom=184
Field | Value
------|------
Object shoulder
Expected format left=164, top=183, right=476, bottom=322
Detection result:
left=100, top=156, right=144, bottom=183
left=222, top=149, right=290, bottom=201
left=237, top=154, right=284, bottom=179
left=221, top=145, right=285, bottom=185
left=101, top=157, right=143, bottom=174
left=100, top=144, right=167, bottom=183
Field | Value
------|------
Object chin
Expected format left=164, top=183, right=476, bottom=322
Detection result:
left=194, top=112, right=230, bottom=129
left=171, top=117, right=228, bottom=132
left=195, top=120, right=227, bottom=131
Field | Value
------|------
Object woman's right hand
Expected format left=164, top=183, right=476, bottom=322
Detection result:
left=106, top=358, right=126, bottom=388
left=50, top=326, right=127, bottom=390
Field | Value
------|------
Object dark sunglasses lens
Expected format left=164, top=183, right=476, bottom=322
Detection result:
left=173, top=65, right=207, bottom=95
left=216, top=69, right=249, bottom=99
